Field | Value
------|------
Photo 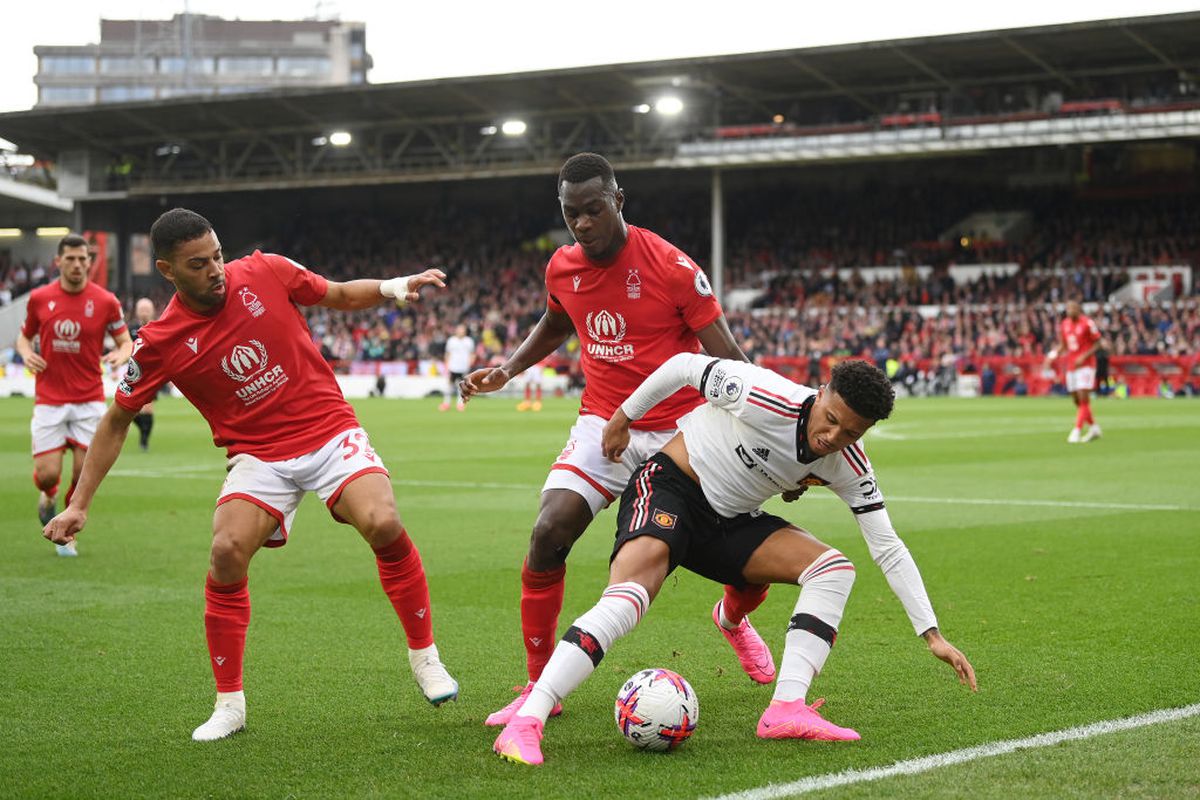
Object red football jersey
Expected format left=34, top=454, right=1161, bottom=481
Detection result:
left=1060, top=315, right=1100, bottom=369
left=115, top=251, right=359, bottom=460
left=546, top=225, right=723, bottom=430
left=21, top=281, right=127, bottom=405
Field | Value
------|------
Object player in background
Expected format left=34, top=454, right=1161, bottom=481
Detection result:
left=440, top=323, right=474, bottom=412
left=461, top=152, right=773, bottom=726
left=127, top=298, right=157, bottom=450
left=516, top=361, right=544, bottom=412
left=1049, top=300, right=1103, bottom=443
left=494, top=358, right=976, bottom=765
left=16, top=233, right=132, bottom=557
left=43, top=208, right=458, bottom=741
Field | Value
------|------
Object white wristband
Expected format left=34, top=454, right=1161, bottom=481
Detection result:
left=380, top=275, right=416, bottom=307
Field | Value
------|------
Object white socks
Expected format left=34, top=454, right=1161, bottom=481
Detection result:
left=774, top=549, right=856, bottom=703
left=518, top=582, right=650, bottom=723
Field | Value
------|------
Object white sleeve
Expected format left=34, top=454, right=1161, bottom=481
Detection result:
left=620, top=352, right=716, bottom=421
left=854, top=508, right=939, bottom=636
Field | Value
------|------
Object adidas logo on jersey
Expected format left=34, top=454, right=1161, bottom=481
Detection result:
left=753, top=447, right=770, bottom=461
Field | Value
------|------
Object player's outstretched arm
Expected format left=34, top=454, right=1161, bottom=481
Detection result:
left=922, top=627, right=978, bottom=691
left=460, top=308, right=575, bottom=402
left=43, top=402, right=138, bottom=546
left=319, top=269, right=447, bottom=311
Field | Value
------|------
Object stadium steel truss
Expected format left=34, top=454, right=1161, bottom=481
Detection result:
left=2, top=12, right=1198, bottom=200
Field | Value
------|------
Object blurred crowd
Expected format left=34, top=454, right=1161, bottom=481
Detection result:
left=5, top=186, right=1198, bottom=371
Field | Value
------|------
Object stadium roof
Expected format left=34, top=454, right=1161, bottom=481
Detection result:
left=1, top=11, right=1198, bottom=196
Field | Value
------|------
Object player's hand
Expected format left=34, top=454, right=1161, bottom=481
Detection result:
left=400, top=268, right=447, bottom=304
left=601, top=410, right=633, bottom=463
left=460, top=366, right=510, bottom=401
left=44, top=507, right=87, bottom=546
left=101, top=349, right=125, bottom=367
left=923, top=628, right=977, bottom=691
left=781, top=485, right=809, bottom=502
left=24, top=353, right=47, bottom=373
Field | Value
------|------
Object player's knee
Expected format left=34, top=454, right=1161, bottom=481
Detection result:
left=358, top=513, right=403, bottom=549
left=529, top=515, right=577, bottom=567
left=209, top=530, right=252, bottom=577
left=33, top=467, right=58, bottom=491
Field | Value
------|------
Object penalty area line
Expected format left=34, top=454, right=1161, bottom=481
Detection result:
left=702, top=703, right=1200, bottom=800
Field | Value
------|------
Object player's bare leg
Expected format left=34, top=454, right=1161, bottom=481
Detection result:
left=192, top=500, right=277, bottom=742
left=486, top=489, right=591, bottom=726
left=742, top=526, right=859, bottom=741
left=334, top=472, right=458, bottom=706
left=495, top=536, right=667, bottom=765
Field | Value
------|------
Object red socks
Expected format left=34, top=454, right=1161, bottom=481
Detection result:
left=204, top=574, right=250, bottom=693
left=1075, top=403, right=1094, bottom=429
left=374, top=531, right=434, bottom=649
left=521, top=560, right=566, bottom=681
left=722, top=583, right=770, bottom=626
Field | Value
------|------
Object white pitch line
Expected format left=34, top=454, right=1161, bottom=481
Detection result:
left=386, top=478, right=1197, bottom=513
left=101, top=473, right=1196, bottom=513
left=702, top=703, right=1200, bottom=800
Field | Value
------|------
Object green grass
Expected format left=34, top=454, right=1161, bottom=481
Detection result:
left=1, top=395, right=1198, bottom=799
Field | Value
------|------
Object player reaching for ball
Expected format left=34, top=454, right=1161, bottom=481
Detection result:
left=493, top=357, right=975, bottom=765
left=43, top=208, right=458, bottom=742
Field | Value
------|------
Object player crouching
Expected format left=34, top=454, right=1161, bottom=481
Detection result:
left=493, top=357, right=976, bottom=765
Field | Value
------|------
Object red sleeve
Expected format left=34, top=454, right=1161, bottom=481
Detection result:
left=545, top=255, right=565, bottom=314
left=669, top=249, right=723, bottom=332
left=106, top=294, right=128, bottom=335
left=115, top=337, right=167, bottom=411
left=21, top=297, right=39, bottom=338
left=261, top=252, right=328, bottom=306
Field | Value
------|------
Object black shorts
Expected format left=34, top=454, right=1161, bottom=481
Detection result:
left=449, top=371, right=466, bottom=384
left=613, top=453, right=790, bottom=588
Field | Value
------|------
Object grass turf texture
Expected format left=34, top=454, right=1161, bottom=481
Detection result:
left=1, top=394, right=1197, bottom=799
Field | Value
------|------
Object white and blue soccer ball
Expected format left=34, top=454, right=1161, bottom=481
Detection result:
left=614, top=668, right=699, bottom=751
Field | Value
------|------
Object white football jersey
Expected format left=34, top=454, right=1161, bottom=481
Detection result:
left=444, top=335, right=475, bottom=374
left=621, top=353, right=938, bottom=635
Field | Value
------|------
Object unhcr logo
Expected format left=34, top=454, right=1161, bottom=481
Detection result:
left=221, top=339, right=269, bottom=383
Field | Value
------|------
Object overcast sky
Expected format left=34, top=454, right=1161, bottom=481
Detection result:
left=2, top=0, right=1199, bottom=114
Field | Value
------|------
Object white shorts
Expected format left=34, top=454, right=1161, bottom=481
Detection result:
left=521, top=365, right=544, bottom=386
left=543, top=414, right=676, bottom=516
left=1066, top=367, right=1096, bottom=393
left=216, top=427, right=389, bottom=548
left=31, top=401, right=105, bottom=456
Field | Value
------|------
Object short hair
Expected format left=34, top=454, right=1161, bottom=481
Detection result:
left=57, top=234, right=88, bottom=255
left=558, top=152, right=617, bottom=192
left=828, top=359, right=894, bottom=421
left=151, top=208, right=213, bottom=260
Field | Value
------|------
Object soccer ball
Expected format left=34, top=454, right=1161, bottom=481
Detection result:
left=614, top=668, right=699, bottom=751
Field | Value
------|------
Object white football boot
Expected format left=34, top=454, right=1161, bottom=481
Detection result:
left=409, top=644, right=459, bottom=706
left=1082, top=423, right=1102, bottom=442
left=55, top=542, right=78, bottom=557
left=1067, top=427, right=1083, bottom=444
left=192, top=691, right=247, bottom=741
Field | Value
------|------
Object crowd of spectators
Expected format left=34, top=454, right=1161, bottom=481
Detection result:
left=0, top=254, right=52, bottom=306
left=6, top=185, right=1196, bottom=375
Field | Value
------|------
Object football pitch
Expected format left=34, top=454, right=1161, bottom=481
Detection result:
left=2, top=394, right=1198, bottom=799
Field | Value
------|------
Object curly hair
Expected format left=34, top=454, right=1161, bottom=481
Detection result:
left=150, top=208, right=213, bottom=260
left=558, top=152, right=617, bottom=192
left=828, top=359, right=894, bottom=421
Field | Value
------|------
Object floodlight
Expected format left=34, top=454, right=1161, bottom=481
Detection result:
left=655, top=96, right=684, bottom=116
left=328, top=131, right=352, bottom=146
left=501, top=119, right=527, bottom=136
